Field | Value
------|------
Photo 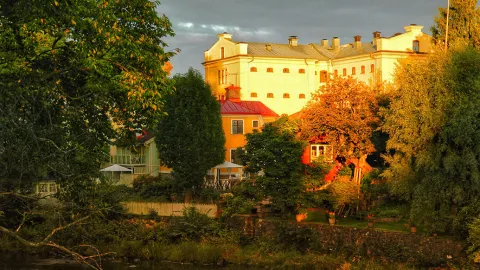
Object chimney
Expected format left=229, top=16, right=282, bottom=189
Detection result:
left=354, top=35, right=362, bottom=49
left=372, top=31, right=381, bottom=47
left=321, top=39, right=329, bottom=48
left=225, top=84, right=241, bottom=102
left=218, top=32, right=232, bottom=40
left=332, top=37, right=340, bottom=51
left=265, top=44, right=272, bottom=51
left=404, top=24, right=424, bottom=33
left=288, top=36, right=298, bottom=47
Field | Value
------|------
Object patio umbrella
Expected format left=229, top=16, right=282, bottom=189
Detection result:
left=100, top=164, right=132, bottom=172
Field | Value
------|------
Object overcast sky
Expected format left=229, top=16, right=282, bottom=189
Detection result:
left=157, top=0, right=448, bottom=75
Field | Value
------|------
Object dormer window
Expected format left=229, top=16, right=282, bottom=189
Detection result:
left=412, top=40, right=419, bottom=52
left=283, top=68, right=290, bottom=73
left=250, top=67, right=257, bottom=72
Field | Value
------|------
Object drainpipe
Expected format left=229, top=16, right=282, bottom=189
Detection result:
left=247, top=56, right=255, bottom=97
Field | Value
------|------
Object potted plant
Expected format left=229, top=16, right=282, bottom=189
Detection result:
left=328, top=211, right=336, bottom=225
left=409, top=219, right=417, bottom=233
left=367, top=214, right=375, bottom=228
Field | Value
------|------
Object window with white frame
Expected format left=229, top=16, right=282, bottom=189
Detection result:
left=49, top=183, right=57, bottom=193
left=231, top=120, right=244, bottom=134
left=38, top=184, right=48, bottom=193
left=310, top=144, right=334, bottom=162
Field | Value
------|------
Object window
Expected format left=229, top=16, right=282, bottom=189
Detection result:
left=250, top=67, right=257, bottom=72
left=352, top=67, right=356, bottom=75
left=299, top=93, right=306, bottom=99
left=49, top=183, right=57, bottom=193
left=218, top=69, right=227, bottom=84
left=231, top=120, right=244, bottom=134
left=250, top=92, right=258, bottom=98
left=343, top=68, right=347, bottom=76
left=38, top=184, right=47, bottom=193
left=320, top=70, right=328, bottom=82
left=221, top=47, right=225, bottom=59
left=283, top=93, right=290, bottom=98
left=370, top=64, right=375, bottom=73
left=267, top=93, right=274, bottom=98
left=283, top=68, right=290, bottom=73
left=315, top=71, right=317, bottom=75
left=299, top=69, right=305, bottom=74
left=218, top=70, right=221, bottom=85
left=252, top=120, right=259, bottom=128
left=361, top=65, right=365, bottom=74
left=267, top=67, right=273, bottom=73
left=412, top=40, right=419, bottom=52
left=334, top=70, right=338, bottom=77
left=230, top=149, right=237, bottom=163
left=310, top=144, right=334, bottom=162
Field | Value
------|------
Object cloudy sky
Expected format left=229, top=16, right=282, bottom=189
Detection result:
left=157, top=0, right=447, bottom=75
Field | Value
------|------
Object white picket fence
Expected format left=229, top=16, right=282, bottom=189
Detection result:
left=122, top=202, right=218, bottom=218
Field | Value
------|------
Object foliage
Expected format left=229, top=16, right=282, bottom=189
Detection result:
left=328, top=179, right=360, bottom=214
left=132, top=175, right=179, bottom=201
left=431, top=0, right=480, bottom=49
left=264, top=221, right=320, bottom=254
left=300, top=76, right=380, bottom=183
left=383, top=47, right=480, bottom=235
left=155, top=68, right=225, bottom=192
left=468, top=216, right=480, bottom=263
left=242, top=118, right=306, bottom=214
left=221, top=181, right=258, bottom=219
left=0, top=0, right=175, bottom=200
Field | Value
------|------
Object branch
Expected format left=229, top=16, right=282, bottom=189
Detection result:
left=43, top=215, right=91, bottom=242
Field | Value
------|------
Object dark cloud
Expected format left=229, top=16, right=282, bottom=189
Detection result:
left=157, top=0, right=446, bottom=75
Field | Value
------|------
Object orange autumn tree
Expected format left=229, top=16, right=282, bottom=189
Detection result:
left=300, top=76, right=379, bottom=183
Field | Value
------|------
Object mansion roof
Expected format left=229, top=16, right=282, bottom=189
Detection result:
left=220, top=100, right=279, bottom=117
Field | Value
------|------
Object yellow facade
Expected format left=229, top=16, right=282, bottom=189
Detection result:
left=203, top=25, right=432, bottom=115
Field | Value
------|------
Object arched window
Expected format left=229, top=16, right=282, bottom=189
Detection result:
left=370, top=64, right=375, bottom=73
left=361, top=66, right=365, bottom=74
left=343, top=68, right=347, bottom=76
left=250, top=92, right=258, bottom=98
left=352, top=67, right=356, bottom=75
left=320, top=70, right=328, bottom=82
left=299, top=93, right=306, bottom=99
left=267, top=67, right=273, bottom=73
left=412, top=40, right=419, bottom=52
left=283, top=68, right=290, bottom=73
left=221, top=47, right=225, bottom=59
left=299, top=69, right=305, bottom=74
left=267, top=93, right=274, bottom=98
left=283, top=93, right=290, bottom=98
left=250, top=67, right=257, bottom=72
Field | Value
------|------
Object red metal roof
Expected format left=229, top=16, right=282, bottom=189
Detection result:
left=220, top=100, right=279, bottom=117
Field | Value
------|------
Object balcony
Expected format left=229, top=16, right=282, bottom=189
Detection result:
left=110, top=155, right=145, bottom=165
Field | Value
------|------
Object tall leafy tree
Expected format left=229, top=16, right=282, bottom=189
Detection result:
left=0, top=0, right=174, bottom=195
left=0, top=0, right=175, bottom=264
left=431, top=0, right=480, bottom=49
left=383, top=48, right=480, bottom=235
left=300, top=76, right=379, bottom=183
left=155, top=68, right=225, bottom=198
left=241, top=117, right=305, bottom=215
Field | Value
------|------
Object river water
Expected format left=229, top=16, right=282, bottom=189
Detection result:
left=0, top=253, right=255, bottom=270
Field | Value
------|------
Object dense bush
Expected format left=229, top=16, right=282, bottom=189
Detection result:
left=132, top=175, right=179, bottom=201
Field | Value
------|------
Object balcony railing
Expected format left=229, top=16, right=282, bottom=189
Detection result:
left=110, top=155, right=145, bottom=165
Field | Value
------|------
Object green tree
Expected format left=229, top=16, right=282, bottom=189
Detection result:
left=242, top=117, right=305, bottom=215
left=383, top=48, right=480, bottom=235
left=0, top=0, right=174, bottom=264
left=155, top=68, right=225, bottom=200
left=300, top=76, right=379, bottom=184
left=431, top=0, right=480, bottom=49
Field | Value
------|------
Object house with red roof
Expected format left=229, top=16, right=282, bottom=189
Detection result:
left=220, top=85, right=279, bottom=163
